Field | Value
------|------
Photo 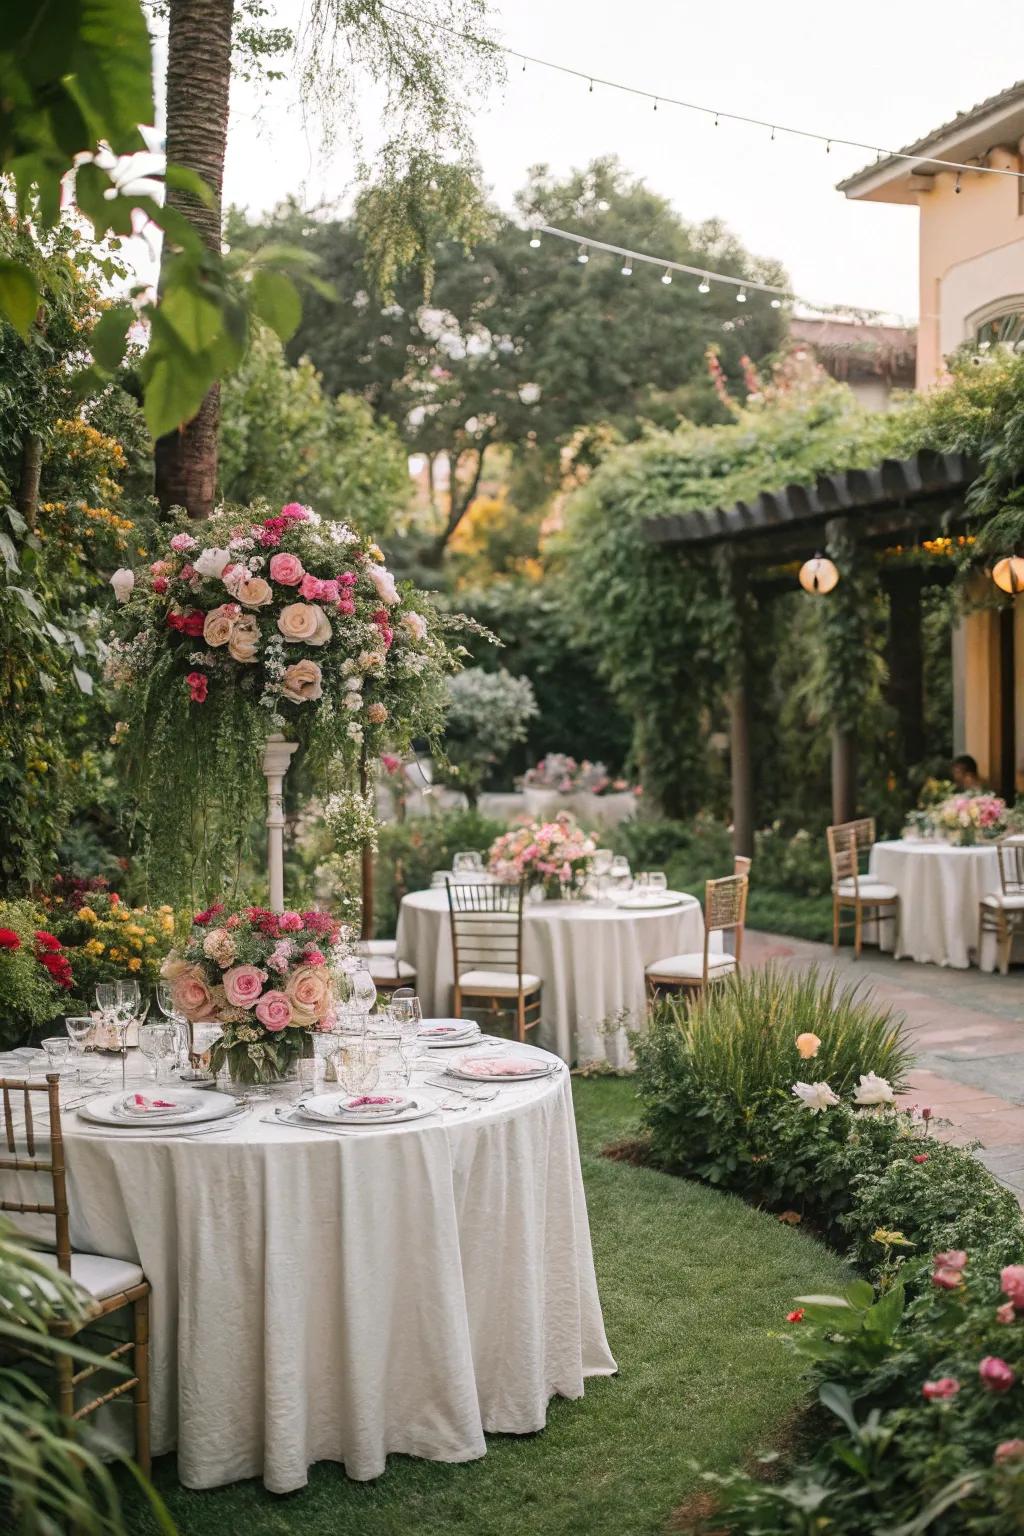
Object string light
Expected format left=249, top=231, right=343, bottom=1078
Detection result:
left=621, top=256, right=633, bottom=276
left=534, top=224, right=909, bottom=320
left=577, top=245, right=589, bottom=263
left=529, top=234, right=541, bottom=248
left=597, top=198, right=611, bottom=211
left=375, top=4, right=1024, bottom=186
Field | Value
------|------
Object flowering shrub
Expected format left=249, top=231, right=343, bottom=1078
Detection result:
left=40, top=888, right=178, bottom=1004
left=0, top=900, right=74, bottom=1048
left=436, top=667, right=537, bottom=804
left=520, top=752, right=637, bottom=796
left=161, top=905, right=349, bottom=1083
left=487, top=812, right=596, bottom=895
left=106, top=500, right=473, bottom=899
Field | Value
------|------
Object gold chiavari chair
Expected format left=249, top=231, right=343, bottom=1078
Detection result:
left=0, top=1073, right=151, bottom=1473
left=826, top=818, right=898, bottom=960
left=645, top=872, right=749, bottom=1000
left=446, top=880, right=541, bottom=1042
left=978, top=836, right=1024, bottom=975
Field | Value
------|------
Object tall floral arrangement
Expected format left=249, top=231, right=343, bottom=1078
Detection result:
left=910, top=793, right=1007, bottom=846
left=107, top=501, right=474, bottom=899
left=520, top=752, right=637, bottom=796
left=487, top=812, right=596, bottom=897
left=162, top=904, right=348, bottom=1084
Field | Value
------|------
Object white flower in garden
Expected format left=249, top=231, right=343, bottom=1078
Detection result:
left=854, top=1071, right=896, bottom=1107
left=345, top=675, right=363, bottom=692
left=402, top=610, right=428, bottom=642
left=347, top=721, right=363, bottom=743
left=791, top=1080, right=839, bottom=1114
left=343, top=693, right=362, bottom=711
left=110, top=568, right=135, bottom=603
left=193, top=547, right=233, bottom=580
left=367, top=563, right=400, bottom=606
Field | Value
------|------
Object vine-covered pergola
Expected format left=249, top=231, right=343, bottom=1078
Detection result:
left=644, top=448, right=979, bottom=853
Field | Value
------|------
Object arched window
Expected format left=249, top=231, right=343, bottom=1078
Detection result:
left=969, top=297, right=1024, bottom=351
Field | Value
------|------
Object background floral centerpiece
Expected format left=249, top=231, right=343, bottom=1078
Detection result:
left=107, top=500, right=476, bottom=900
left=162, top=904, right=348, bottom=1085
left=487, top=812, right=596, bottom=899
left=923, top=792, right=1006, bottom=846
left=519, top=752, right=638, bottom=797
left=40, top=882, right=178, bottom=1004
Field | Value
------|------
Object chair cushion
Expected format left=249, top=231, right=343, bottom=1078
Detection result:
left=834, top=879, right=898, bottom=900
left=982, top=892, right=1024, bottom=910
left=36, top=1250, right=145, bottom=1302
left=645, top=952, right=736, bottom=982
left=458, top=969, right=541, bottom=993
left=360, top=939, right=396, bottom=957
left=366, top=956, right=416, bottom=981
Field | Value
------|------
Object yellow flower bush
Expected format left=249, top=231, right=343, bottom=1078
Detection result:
left=41, top=887, right=184, bottom=1004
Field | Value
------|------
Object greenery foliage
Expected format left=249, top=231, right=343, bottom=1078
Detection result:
left=0, top=900, right=69, bottom=1048
left=436, top=665, right=537, bottom=803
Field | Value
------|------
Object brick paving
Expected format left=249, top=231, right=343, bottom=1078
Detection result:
left=744, top=930, right=1024, bottom=1196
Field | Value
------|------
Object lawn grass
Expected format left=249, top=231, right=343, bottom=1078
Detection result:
left=123, top=1078, right=849, bottom=1536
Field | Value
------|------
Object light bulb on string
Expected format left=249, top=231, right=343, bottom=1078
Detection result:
left=770, top=297, right=782, bottom=308
left=529, top=235, right=541, bottom=249
left=698, top=276, right=711, bottom=294
left=799, top=554, right=840, bottom=595
left=736, top=287, right=747, bottom=303
left=661, top=267, right=673, bottom=285
left=577, top=245, right=589, bottom=264
left=621, top=257, right=633, bottom=276
left=597, top=199, right=610, bottom=212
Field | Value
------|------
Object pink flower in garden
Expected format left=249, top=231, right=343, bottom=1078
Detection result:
left=979, top=1356, right=1016, bottom=1393
left=269, top=552, right=305, bottom=586
left=267, top=939, right=293, bottom=974
left=257, top=523, right=282, bottom=547
left=302, top=947, right=326, bottom=967
left=996, top=1302, right=1017, bottom=1325
left=932, top=1267, right=965, bottom=1291
left=337, top=572, right=357, bottom=588
left=150, top=560, right=171, bottom=577
left=786, top=1309, right=804, bottom=1323
left=222, top=964, right=268, bottom=1008
left=913, top=1154, right=929, bottom=1164
left=170, top=532, right=197, bottom=553
left=336, top=597, right=355, bottom=616
left=255, top=990, right=293, bottom=1032
left=934, top=1251, right=968, bottom=1273
left=299, top=573, right=340, bottom=604
left=367, top=563, right=400, bottom=606
left=922, top=1377, right=960, bottom=1400
left=185, top=671, right=208, bottom=704
left=179, top=563, right=195, bottom=581
left=995, top=1439, right=1024, bottom=1463
left=279, top=502, right=309, bottom=521
left=278, top=911, right=303, bottom=931
left=153, top=577, right=168, bottom=594
left=1001, top=1265, right=1024, bottom=1311
left=170, top=966, right=215, bottom=1022
left=372, top=608, right=394, bottom=648
left=380, top=754, right=401, bottom=774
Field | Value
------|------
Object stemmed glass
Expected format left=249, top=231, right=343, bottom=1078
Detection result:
left=96, top=980, right=144, bottom=1093
left=155, top=978, right=189, bottom=1071
left=138, top=1023, right=179, bottom=1085
left=390, top=988, right=425, bottom=1067
left=64, top=1016, right=94, bottom=1084
left=351, top=967, right=377, bottom=1018
left=335, top=1036, right=381, bottom=1096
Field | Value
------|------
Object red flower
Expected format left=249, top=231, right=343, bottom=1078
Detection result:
left=34, top=930, right=61, bottom=952
left=0, top=928, right=21, bottom=951
left=186, top=671, right=208, bottom=704
left=372, top=608, right=394, bottom=648
left=979, top=1356, right=1016, bottom=1393
left=922, top=1376, right=960, bottom=1401
left=913, top=1154, right=929, bottom=1164
left=786, top=1309, right=805, bottom=1323
left=39, top=951, right=73, bottom=989
left=193, top=902, right=225, bottom=927
left=153, top=576, right=169, bottom=594
left=168, top=610, right=206, bottom=638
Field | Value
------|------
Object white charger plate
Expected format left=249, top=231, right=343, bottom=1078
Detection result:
left=614, top=892, right=684, bottom=910
left=418, top=1018, right=481, bottom=1048
left=297, top=1092, right=434, bottom=1127
left=445, top=1056, right=560, bottom=1084
left=78, top=1089, right=236, bottom=1128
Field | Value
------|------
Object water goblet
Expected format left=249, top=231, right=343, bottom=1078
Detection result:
left=592, top=848, right=614, bottom=877
left=390, top=989, right=425, bottom=1065
left=138, top=1023, right=179, bottom=1085
left=648, top=871, right=668, bottom=893
left=377, top=1037, right=412, bottom=1092
left=335, top=1037, right=381, bottom=1096
left=41, top=1037, right=70, bottom=1078
left=64, top=1016, right=95, bottom=1083
left=351, top=967, right=378, bottom=1017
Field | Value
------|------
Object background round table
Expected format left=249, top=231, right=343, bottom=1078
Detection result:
left=397, top=887, right=704, bottom=1065
left=49, top=1045, right=615, bottom=1492
left=869, top=838, right=1004, bottom=969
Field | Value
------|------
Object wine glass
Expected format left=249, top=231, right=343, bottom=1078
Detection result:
left=64, top=1016, right=94, bottom=1084
left=390, top=988, right=425, bottom=1065
left=155, top=978, right=189, bottom=1070
left=351, top=967, right=377, bottom=1016
left=138, top=1023, right=178, bottom=1085
left=41, top=1037, right=70, bottom=1077
left=335, top=1036, right=381, bottom=1096
left=609, top=855, right=632, bottom=892
left=648, top=871, right=668, bottom=893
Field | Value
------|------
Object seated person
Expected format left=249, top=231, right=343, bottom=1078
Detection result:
left=951, top=754, right=982, bottom=792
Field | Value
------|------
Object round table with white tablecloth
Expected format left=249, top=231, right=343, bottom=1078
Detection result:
left=34, top=1044, right=614, bottom=1492
left=868, top=838, right=1008, bottom=969
left=396, top=887, right=704, bottom=1064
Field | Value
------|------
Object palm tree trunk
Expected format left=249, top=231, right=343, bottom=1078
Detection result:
left=153, top=0, right=234, bottom=519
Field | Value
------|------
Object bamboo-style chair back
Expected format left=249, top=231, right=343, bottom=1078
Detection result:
left=997, top=837, right=1024, bottom=896
left=826, top=818, right=876, bottom=885
left=733, top=854, right=752, bottom=880
left=446, top=879, right=526, bottom=980
left=704, top=873, right=748, bottom=967
left=0, top=1074, right=70, bottom=1269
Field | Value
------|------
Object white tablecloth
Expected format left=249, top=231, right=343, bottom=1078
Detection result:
left=397, top=888, right=704, bottom=1064
left=32, top=1047, right=615, bottom=1492
left=869, top=839, right=1006, bottom=969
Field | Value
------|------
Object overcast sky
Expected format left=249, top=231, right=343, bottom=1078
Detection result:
left=203, top=0, right=1024, bottom=322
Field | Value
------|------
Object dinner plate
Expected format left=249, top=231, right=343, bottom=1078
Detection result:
left=418, top=1018, right=481, bottom=1047
left=296, top=1092, right=435, bottom=1127
left=614, top=892, right=685, bottom=910
left=445, top=1056, right=560, bottom=1083
left=78, top=1089, right=237, bottom=1128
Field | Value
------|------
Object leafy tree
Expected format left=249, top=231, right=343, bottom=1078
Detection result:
left=246, top=158, right=788, bottom=554
left=218, top=325, right=409, bottom=536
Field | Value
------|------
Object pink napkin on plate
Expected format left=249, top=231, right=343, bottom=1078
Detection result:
left=457, top=1057, right=549, bottom=1079
left=120, top=1092, right=189, bottom=1117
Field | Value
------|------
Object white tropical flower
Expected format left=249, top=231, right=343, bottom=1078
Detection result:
left=854, top=1071, right=896, bottom=1107
left=791, top=1080, right=840, bottom=1114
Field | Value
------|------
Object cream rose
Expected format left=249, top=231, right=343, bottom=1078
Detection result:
left=203, top=603, right=238, bottom=647
left=311, top=606, right=333, bottom=646
left=285, top=964, right=331, bottom=1020
left=171, top=965, right=215, bottom=1022
left=402, top=610, right=428, bottom=642
left=281, top=659, right=323, bottom=704
left=278, top=602, right=325, bottom=643
left=159, top=951, right=189, bottom=980
left=236, top=576, right=273, bottom=609
left=110, top=568, right=135, bottom=604
left=194, top=547, right=232, bottom=580
left=227, top=613, right=260, bottom=663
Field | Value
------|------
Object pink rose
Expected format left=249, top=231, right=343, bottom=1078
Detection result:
left=255, top=990, right=293, bottom=1031
left=222, top=963, right=268, bottom=1008
left=170, top=532, right=197, bottom=553
left=1001, top=1264, right=1024, bottom=1310
left=285, top=963, right=331, bottom=1020
left=934, top=1250, right=968, bottom=1271
left=996, top=1301, right=1017, bottom=1325
left=932, top=1267, right=965, bottom=1291
left=995, top=1439, right=1024, bottom=1463
left=278, top=911, right=303, bottom=931
left=269, top=553, right=305, bottom=586
left=979, top=1356, right=1016, bottom=1393
left=170, top=965, right=215, bottom=1022
left=402, top=610, right=427, bottom=642
left=922, top=1377, right=960, bottom=1400
left=153, top=576, right=168, bottom=594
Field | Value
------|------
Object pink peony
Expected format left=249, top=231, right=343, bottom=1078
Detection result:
left=278, top=911, right=303, bottom=931
left=1001, top=1264, right=1024, bottom=1310
left=922, top=1377, right=960, bottom=1400
left=996, top=1301, right=1017, bottom=1325
left=366, top=563, right=400, bottom=606
left=933, top=1267, right=965, bottom=1291
left=995, top=1439, right=1024, bottom=1463
left=255, top=990, right=293, bottom=1031
left=185, top=671, right=208, bottom=704
left=299, top=573, right=340, bottom=604
left=934, top=1250, right=968, bottom=1272
left=222, top=963, right=268, bottom=1008
left=979, top=1356, right=1016, bottom=1393
left=269, top=552, right=305, bottom=586
left=153, top=576, right=168, bottom=594
left=279, top=502, right=309, bottom=521
left=170, top=532, right=197, bottom=553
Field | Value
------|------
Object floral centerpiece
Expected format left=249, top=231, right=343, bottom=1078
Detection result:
left=519, top=753, right=637, bottom=797
left=487, top=812, right=596, bottom=898
left=107, top=500, right=472, bottom=898
left=908, top=792, right=1007, bottom=846
left=161, top=904, right=348, bottom=1085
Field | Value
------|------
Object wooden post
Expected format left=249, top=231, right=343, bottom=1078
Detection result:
left=726, top=557, right=754, bottom=857
left=359, top=749, right=374, bottom=940
left=262, top=734, right=298, bottom=914
left=831, top=727, right=857, bottom=825
left=884, top=569, right=925, bottom=766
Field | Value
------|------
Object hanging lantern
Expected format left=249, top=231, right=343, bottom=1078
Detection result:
left=798, top=554, right=840, bottom=594
left=992, top=556, right=1024, bottom=595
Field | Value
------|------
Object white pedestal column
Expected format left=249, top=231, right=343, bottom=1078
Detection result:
left=262, top=733, right=298, bottom=914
